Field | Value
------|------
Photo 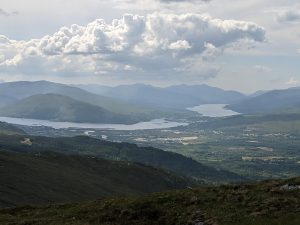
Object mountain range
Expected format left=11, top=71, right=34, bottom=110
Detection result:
left=0, top=81, right=248, bottom=123
left=0, top=81, right=156, bottom=123
left=77, top=83, right=246, bottom=109
left=227, top=87, right=300, bottom=114
left=0, top=94, right=136, bottom=124
left=3, top=80, right=300, bottom=123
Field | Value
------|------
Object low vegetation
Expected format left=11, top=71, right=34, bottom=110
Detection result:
left=0, top=150, right=191, bottom=208
left=0, top=133, right=243, bottom=184
left=0, top=177, right=299, bottom=225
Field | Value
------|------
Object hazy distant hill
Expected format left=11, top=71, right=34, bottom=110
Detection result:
left=0, top=134, right=244, bottom=184
left=227, top=87, right=300, bottom=114
left=0, top=94, right=136, bottom=124
left=0, top=81, right=154, bottom=117
left=77, top=83, right=246, bottom=109
left=78, top=84, right=201, bottom=108
left=166, top=84, right=246, bottom=104
left=0, top=150, right=190, bottom=207
left=0, top=95, right=17, bottom=107
left=249, top=90, right=269, bottom=98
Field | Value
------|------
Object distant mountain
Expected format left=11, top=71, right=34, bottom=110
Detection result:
left=166, top=84, right=246, bottom=104
left=227, top=87, right=300, bottom=114
left=77, top=83, right=246, bottom=109
left=0, top=150, right=190, bottom=207
left=0, top=94, right=136, bottom=124
left=78, top=84, right=202, bottom=108
left=0, top=94, right=17, bottom=107
left=0, top=81, right=153, bottom=117
left=0, top=134, right=244, bottom=184
left=249, top=90, right=269, bottom=98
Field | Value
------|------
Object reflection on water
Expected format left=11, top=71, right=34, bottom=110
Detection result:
left=188, top=104, right=240, bottom=117
left=0, top=117, right=188, bottom=131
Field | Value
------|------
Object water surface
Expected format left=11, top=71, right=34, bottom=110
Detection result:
left=0, top=117, right=187, bottom=131
left=188, top=104, right=240, bottom=117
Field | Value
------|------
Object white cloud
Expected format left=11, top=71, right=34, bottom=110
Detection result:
left=275, top=9, right=300, bottom=23
left=286, top=77, right=299, bottom=85
left=201, top=43, right=222, bottom=61
left=168, top=40, right=191, bottom=50
left=0, top=12, right=265, bottom=80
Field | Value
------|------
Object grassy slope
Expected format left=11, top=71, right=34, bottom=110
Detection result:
left=0, top=134, right=244, bottom=184
left=0, top=122, right=25, bottom=135
left=0, top=150, right=191, bottom=208
left=0, top=177, right=299, bottom=225
left=0, top=94, right=137, bottom=124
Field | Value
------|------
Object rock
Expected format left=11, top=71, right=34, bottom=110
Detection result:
left=280, top=184, right=300, bottom=191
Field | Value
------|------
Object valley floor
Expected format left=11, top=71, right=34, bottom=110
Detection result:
left=18, top=113, right=300, bottom=181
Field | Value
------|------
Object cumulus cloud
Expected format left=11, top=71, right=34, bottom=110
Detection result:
left=0, top=12, right=265, bottom=80
left=275, top=9, right=300, bottom=23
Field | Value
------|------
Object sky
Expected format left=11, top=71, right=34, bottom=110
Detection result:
left=0, top=0, right=299, bottom=93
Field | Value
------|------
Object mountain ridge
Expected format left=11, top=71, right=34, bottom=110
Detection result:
left=76, top=83, right=247, bottom=109
left=227, top=87, right=300, bottom=114
left=0, top=81, right=155, bottom=117
left=0, top=94, right=137, bottom=124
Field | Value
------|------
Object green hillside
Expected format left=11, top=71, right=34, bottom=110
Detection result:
left=0, top=94, right=137, bottom=124
left=1, top=177, right=299, bottom=225
left=0, top=150, right=191, bottom=208
left=0, top=122, right=25, bottom=135
left=0, top=81, right=159, bottom=119
left=0, top=134, right=244, bottom=184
